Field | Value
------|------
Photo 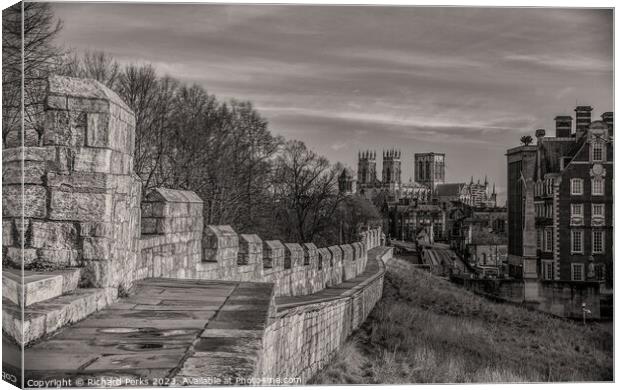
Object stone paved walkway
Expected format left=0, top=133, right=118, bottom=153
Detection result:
left=3, top=278, right=272, bottom=387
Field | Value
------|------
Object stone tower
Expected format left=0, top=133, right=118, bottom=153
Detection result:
left=357, top=150, right=376, bottom=190
left=338, top=168, right=355, bottom=194
left=382, top=149, right=401, bottom=192
left=414, top=152, right=445, bottom=190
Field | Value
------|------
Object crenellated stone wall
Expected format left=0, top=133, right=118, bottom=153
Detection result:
left=2, top=75, right=141, bottom=293
left=194, top=224, right=382, bottom=297
left=136, top=188, right=204, bottom=281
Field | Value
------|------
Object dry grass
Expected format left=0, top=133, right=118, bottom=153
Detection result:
left=311, top=257, right=613, bottom=384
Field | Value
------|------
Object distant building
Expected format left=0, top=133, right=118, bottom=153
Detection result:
left=435, top=178, right=497, bottom=208
left=506, top=106, right=613, bottom=290
left=338, top=167, right=356, bottom=194
left=447, top=203, right=507, bottom=277
left=414, top=152, right=445, bottom=190
left=351, top=149, right=498, bottom=244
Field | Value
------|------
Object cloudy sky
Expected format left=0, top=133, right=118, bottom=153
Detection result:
left=52, top=3, right=613, bottom=203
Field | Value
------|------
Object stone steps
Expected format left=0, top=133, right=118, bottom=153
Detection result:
left=2, top=268, right=81, bottom=307
left=2, top=287, right=117, bottom=345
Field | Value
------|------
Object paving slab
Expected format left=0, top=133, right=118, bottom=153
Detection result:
left=11, top=277, right=275, bottom=385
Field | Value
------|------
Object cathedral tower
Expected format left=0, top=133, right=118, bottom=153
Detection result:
left=414, top=152, right=445, bottom=190
left=382, top=149, right=401, bottom=192
left=357, top=150, right=377, bottom=190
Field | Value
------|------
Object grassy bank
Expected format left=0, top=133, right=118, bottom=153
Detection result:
left=311, top=257, right=613, bottom=384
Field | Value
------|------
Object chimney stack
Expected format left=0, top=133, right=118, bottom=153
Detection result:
left=601, top=112, right=613, bottom=137
left=575, top=106, right=593, bottom=138
left=554, top=116, right=572, bottom=138
left=535, top=128, right=546, bottom=143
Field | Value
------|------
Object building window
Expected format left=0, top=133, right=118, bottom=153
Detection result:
left=571, top=230, right=583, bottom=254
left=592, top=204, right=604, bottom=218
left=542, top=261, right=553, bottom=280
left=592, top=230, right=604, bottom=254
left=592, top=142, right=604, bottom=162
left=571, top=203, right=583, bottom=218
left=570, top=178, right=583, bottom=195
left=571, top=263, right=585, bottom=281
left=544, top=228, right=553, bottom=252
left=594, top=264, right=605, bottom=281
left=592, top=178, right=604, bottom=195
left=536, top=229, right=543, bottom=250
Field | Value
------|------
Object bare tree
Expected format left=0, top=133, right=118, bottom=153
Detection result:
left=272, top=140, right=344, bottom=244
left=56, top=49, right=120, bottom=88
left=2, top=2, right=63, bottom=144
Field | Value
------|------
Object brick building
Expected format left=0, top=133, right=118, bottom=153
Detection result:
left=506, top=106, right=613, bottom=290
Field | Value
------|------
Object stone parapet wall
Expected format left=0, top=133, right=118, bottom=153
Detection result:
left=198, top=224, right=383, bottom=297
left=2, top=75, right=141, bottom=292
left=133, top=186, right=382, bottom=298
left=136, top=188, right=204, bottom=281
left=255, top=247, right=393, bottom=383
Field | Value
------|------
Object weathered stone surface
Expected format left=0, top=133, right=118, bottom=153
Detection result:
left=3, top=219, right=14, bottom=247
left=48, top=190, right=113, bottom=221
left=30, top=221, right=77, bottom=249
left=5, top=247, right=38, bottom=267
left=2, top=287, right=117, bottom=345
left=2, top=268, right=81, bottom=307
left=2, top=185, right=47, bottom=218
left=82, top=237, right=112, bottom=260
left=72, top=147, right=112, bottom=173
left=37, top=248, right=79, bottom=267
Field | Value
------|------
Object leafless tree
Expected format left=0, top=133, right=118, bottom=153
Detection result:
left=2, top=1, right=63, bottom=144
left=272, top=140, right=344, bottom=244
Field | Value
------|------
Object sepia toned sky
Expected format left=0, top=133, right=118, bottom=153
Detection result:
left=52, top=3, right=613, bottom=204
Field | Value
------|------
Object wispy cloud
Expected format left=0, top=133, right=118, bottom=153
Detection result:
left=503, top=53, right=612, bottom=72
left=52, top=4, right=613, bottom=204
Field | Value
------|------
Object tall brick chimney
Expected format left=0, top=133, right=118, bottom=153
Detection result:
left=554, top=115, right=572, bottom=138
left=601, top=112, right=613, bottom=137
left=574, top=106, right=593, bottom=138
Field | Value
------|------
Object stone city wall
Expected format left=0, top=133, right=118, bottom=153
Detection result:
left=195, top=225, right=381, bottom=297
left=2, top=75, right=141, bottom=295
left=136, top=188, right=204, bottom=281
left=255, top=247, right=393, bottom=383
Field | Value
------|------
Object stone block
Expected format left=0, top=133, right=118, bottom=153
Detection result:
left=46, top=94, right=68, bottom=110
left=2, top=184, right=47, bottom=218
left=263, top=240, right=284, bottom=269
left=328, top=246, right=343, bottom=262
left=47, top=172, right=115, bottom=193
left=4, top=129, right=40, bottom=148
left=317, top=247, right=332, bottom=269
left=238, top=234, right=262, bottom=266
left=73, top=147, right=112, bottom=173
left=37, top=248, right=79, bottom=267
left=3, top=220, right=14, bottom=247
left=42, top=110, right=72, bottom=146
left=3, top=160, right=47, bottom=184
left=30, top=221, right=77, bottom=249
left=68, top=97, right=109, bottom=113
left=284, top=243, right=304, bottom=269
left=303, top=243, right=318, bottom=266
left=203, top=225, right=238, bottom=249
left=5, top=247, right=38, bottom=267
left=49, top=190, right=113, bottom=221
left=81, top=261, right=119, bottom=288
left=86, top=112, right=110, bottom=147
left=82, top=237, right=112, bottom=260
left=79, top=222, right=113, bottom=238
